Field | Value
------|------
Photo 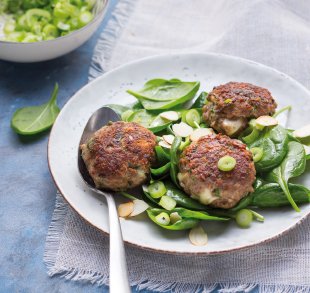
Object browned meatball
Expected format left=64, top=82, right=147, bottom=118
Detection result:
left=80, top=121, right=157, bottom=191
left=202, top=82, right=277, bottom=136
left=178, top=134, right=256, bottom=209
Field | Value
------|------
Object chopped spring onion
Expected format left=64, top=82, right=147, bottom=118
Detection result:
left=250, top=210, right=265, bottom=222
left=148, top=181, right=167, bottom=198
left=242, top=128, right=260, bottom=144
left=256, top=115, right=278, bottom=128
left=217, top=155, right=236, bottom=171
left=1, top=1, right=95, bottom=42
left=250, top=147, right=264, bottom=162
left=155, top=212, right=170, bottom=225
left=185, top=109, right=201, bottom=128
left=159, top=196, right=177, bottom=211
left=170, top=212, right=182, bottom=224
left=235, top=209, right=253, bottom=228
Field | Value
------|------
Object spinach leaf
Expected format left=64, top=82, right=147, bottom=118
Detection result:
left=127, top=78, right=200, bottom=110
left=191, top=91, right=208, bottom=109
left=11, top=83, right=60, bottom=135
left=127, top=109, right=171, bottom=133
left=146, top=207, right=227, bottom=231
left=249, top=125, right=289, bottom=172
left=155, top=145, right=170, bottom=165
left=266, top=141, right=306, bottom=211
left=127, top=109, right=155, bottom=128
left=251, top=183, right=310, bottom=208
left=164, top=181, right=207, bottom=210
left=106, top=104, right=130, bottom=116
left=170, top=136, right=182, bottom=187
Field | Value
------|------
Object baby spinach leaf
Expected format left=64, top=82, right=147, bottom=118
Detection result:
left=251, top=183, right=310, bottom=208
left=127, top=109, right=171, bottom=133
left=106, top=104, right=130, bottom=116
left=249, top=125, right=289, bottom=172
left=146, top=207, right=228, bottom=231
left=155, top=145, right=170, bottom=165
left=127, top=109, right=156, bottom=128
left=127, top=78, right=199, bottom=101
left=172, top=207, right=228, bottom=221
left=164, top=181, right=207, bottom=211
left=127, top=78, right=200, bottom=110
left=266, top=141, right=306, bottom=212
left=191, top=91, right=208, bottom=109
left=11, top=83, right=60, bottom=135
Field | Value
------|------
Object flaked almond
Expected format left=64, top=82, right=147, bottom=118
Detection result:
left=189, top=225, right=208, bottom=246
left=256, top=115, right=278, bottom=127
left=118, top=202, right=134, bottom=218
left=190, top=128, right=214, bottom=142
left=158, top=140, right=172, bottom=149
left=160, top=111, right=179, bottom=121
left=130, top=199, right=149, bottom=217
left=293, top=124, right=310, bottom=145
left=172, top=122, right=194, bottom=137
left=162, top=134, right=175, bottom=145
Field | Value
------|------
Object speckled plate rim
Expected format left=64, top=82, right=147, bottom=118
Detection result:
left=48, top=52, right=310, bottom=255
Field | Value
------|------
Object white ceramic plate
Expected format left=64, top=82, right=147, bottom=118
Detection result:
left=48, top=53, right=310, bottom=254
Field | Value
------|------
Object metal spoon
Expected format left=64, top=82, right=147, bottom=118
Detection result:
left=78, top=107, right=131, bottom=293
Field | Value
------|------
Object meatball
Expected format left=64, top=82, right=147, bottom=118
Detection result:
left=80, top=121, right=157, bottom=191
left=178, top=134, right=256, bottom=209
left=202, top=82, right=277, bottom=136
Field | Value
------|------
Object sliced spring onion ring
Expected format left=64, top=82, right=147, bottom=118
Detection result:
left=185, top=109, right=201, bottom=128
left=148, top=181, right=167, bottom=198
left=155, top=212, right=170, bottom=225
left=217, top=155, right=236, bottom=171
left=250, top=147, right=264, bottom=162
left=235, top=209, right=253, bottom=228
left=159, top=196, right=177, bottom=211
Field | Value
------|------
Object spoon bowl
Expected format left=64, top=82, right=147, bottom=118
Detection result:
left=78, top=106, right=131, bottom=293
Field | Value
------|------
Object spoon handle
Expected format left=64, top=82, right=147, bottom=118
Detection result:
left=104, top=192, right=131, bottom=293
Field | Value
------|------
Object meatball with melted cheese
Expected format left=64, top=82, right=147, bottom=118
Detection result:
left=178, top=134, right=256, bottom=209
left=202, top=82, right=277, bottom=137
left=80, top=121, right=157, bottom=191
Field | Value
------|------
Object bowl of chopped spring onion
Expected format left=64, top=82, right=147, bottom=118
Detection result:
left=0, top=0, right=108, bottom=62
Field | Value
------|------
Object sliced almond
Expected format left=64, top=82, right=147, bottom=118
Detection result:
left=162, top=134, right=175, bottom=145
left=118, top=202, right=134, bottom=218
left=130, top=199, right=149, bottom=217
left=293, top=124, right=310, bottom=145
left=158, top=140, right=171, bottom=149
left=160, top=111, right=179, bottom=121
left=189, top=225, right=208, bottom=246
left=256, top=116, right=278, bottom=127
left=172, top=122, right=194, bottom=137
left=304, top=145, right=310, bottom=156
left=190, top=128, right=214, bottom=142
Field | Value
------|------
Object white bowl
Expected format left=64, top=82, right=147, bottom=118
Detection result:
left=0, top=0, right=108, bottom=63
